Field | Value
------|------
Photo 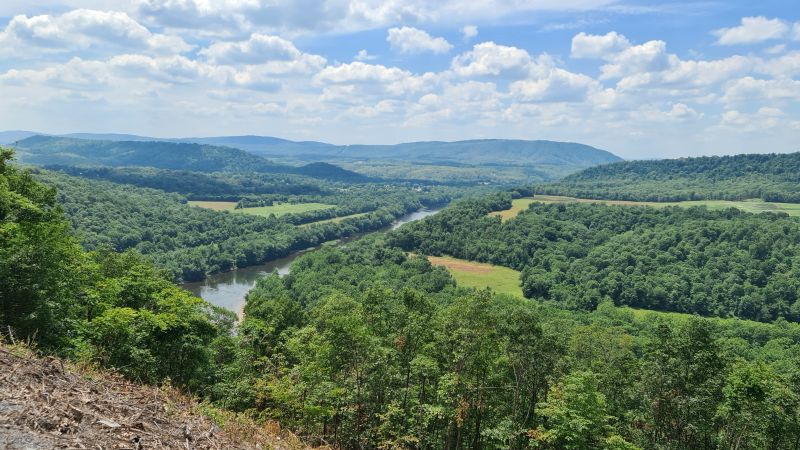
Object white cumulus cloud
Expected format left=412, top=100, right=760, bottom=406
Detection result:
left=451, top=42, right=536, bottom=78
left=461, top=25, right=478, bottom=41
left=200, top=33, right=302, bottom=64
left=510, top=69, right=599, bottom=102
left=600, top=40, right=670, bottom=79
left=135, top=0, right=617, bottom=36
left=571, top=31, right=630, bottom=59
left=723, top=76, right=800, bottom=104
left=110, top=54, right=204, bottom=84
left=354, top=49, right=376, bottom=61
left=0, top=9, right=191, bottom=55
left=713, top=16, right=789, bottom=45
left=387, top=27, right=452, bottom=54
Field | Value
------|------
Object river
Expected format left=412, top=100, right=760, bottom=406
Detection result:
left=183, top=206, right=443, bottom=313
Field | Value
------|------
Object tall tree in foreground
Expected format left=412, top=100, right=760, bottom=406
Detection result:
left=0, top=148, right=88, bottom=349
left=0, top=147, right=234, bottom=391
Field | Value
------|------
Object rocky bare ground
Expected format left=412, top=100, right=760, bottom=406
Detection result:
left=0, top=345, right=307, bottom=450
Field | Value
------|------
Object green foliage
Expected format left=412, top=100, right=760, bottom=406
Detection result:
left=641, top=319, right=724, bottom=448
left=82, top=250, right=233, bottom=390
left=392, top=197, right=800, bottom=322
left=47, top=165, right=329, bottom=199
left=531, top=371, right=637, bottom=450
left=1, top=148, right=233, bottom=392
left=0, top=148, right=89, bottom=349
left=220, top=236, right=800, bottom=449
left=716, top=361, right=799, bottom=449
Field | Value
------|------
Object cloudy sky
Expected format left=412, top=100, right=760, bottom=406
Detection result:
left=1, top=0, right=798, bottom=158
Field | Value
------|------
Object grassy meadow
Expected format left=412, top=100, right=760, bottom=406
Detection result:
left=426, top=255, right=523, bottom=297
left=488, top=198, right=538, bottom=221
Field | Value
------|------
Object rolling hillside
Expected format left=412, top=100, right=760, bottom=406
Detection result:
left=0, top=130, right=38, bottom=144
left=178, top=137, right=621, bottom=168
left=540, top=152, right=800, bottom=202
left=336, top=139, right=620, bottom=166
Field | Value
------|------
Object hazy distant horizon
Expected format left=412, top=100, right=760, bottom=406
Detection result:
left=6, top=128, right=800, bottom=162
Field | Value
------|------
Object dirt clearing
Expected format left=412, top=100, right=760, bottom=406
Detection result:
left=0, top=345, right=306, bottom=450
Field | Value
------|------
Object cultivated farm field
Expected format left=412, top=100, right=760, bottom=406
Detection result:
left=426, top=255, right=523, bottom=297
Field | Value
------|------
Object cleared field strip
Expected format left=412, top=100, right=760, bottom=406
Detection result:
left=187, top=200, right=238, bottom=211
left=232, top=202, right=336, bottom=218
left=427, top=255, right=523, bottom=297
left=488, top=198, right=537, bottom=221
left=490, top=196, right=800, bottom=220
left=304, top=212, right=371, bottom=226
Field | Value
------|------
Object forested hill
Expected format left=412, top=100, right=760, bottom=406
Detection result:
left=14, top=135, right=367, bottom=181
left=211, top=137, right=622, bottom=168
left=541, top=151, right=800, bottom=202
left=390, top=193, right=800, bottom=323
left=338, top=139, right=622, bottom=167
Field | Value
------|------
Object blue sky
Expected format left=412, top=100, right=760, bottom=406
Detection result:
left=1, top=0, right=798, bottom=158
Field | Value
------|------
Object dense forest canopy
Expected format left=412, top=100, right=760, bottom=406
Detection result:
left=44, top=165, right=329, bottom=199
left=219, top=234, right=800, bottom=449
left=540, top=151, right=800, bottom=202
left=391, top=193, right=800, bottom=323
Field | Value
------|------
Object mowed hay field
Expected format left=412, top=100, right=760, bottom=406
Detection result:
left=188, top=200, right=238, bottom=211
left=491, top=196, right=800, bottom=220
left=233, top=202, right=336, bottom=218
left=427, top=255, right=523, bottom=297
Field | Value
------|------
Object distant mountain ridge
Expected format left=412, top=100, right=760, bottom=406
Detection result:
left=2, top=131, right=621, bottom=170
left=0, top=130, right=39, bottom=144
left=13, top=135, right=367, bottom=182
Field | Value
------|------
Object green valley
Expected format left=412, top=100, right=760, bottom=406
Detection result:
left=6, top=141, right=800, bottom=450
